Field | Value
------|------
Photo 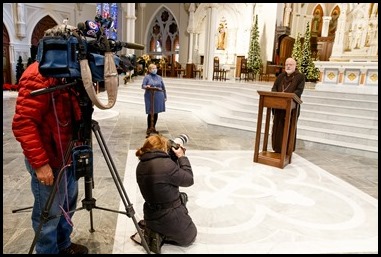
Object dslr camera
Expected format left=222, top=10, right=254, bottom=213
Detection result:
left=168, top=134, right=189, bottom=161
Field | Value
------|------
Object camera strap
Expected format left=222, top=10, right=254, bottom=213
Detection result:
left=73, top=30, right=118, bottom=110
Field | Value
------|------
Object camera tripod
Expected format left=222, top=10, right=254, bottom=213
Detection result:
left=12, top=81, right=150, bottom=254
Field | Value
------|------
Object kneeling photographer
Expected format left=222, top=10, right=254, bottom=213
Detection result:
left=134, top=134, right=197, bottom=254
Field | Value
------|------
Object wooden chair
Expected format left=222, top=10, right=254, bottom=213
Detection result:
left=174, top=62, right=185, bottom=78
left=192, top=63, right=202, bottom=79
left=258, top=64, right=266, bottom=81
left=240, top=58, right=255, bottom=81
left=263, top=64, right=279, bottom=82
left=213, top=57, right=221, bottom=80
left=213, top=57, right=226, bottom=81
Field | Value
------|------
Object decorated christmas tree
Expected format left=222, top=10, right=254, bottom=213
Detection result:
left=291, top=32, right=303, bottom=72
left=247, top=15, right=262, bottom=76
left=300, top=22, right=320, bottom=82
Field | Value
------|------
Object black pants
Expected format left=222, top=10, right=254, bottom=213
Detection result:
left=147, top=113, right=158, bottom=129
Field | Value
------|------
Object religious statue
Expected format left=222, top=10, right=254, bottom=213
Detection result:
left=311, top=9, right=322, bottom=37
left=328, top=9, right=339, bottom=36
left=217, top=23, right=226, bottom=50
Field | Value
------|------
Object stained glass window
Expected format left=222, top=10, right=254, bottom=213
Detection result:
left=96, top=3, right=118, bottom=40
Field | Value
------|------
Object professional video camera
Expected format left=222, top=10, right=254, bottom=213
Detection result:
left=118, top=54, right=137, bottom=74
left=168, top=134, right=189, bottom=161
left=36, top=15, right=144, bottom=110
left=79, top=16, right=144, bottom=55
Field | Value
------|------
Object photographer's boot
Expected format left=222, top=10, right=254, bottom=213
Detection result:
left=144, top=227, right=164, bottom=254
left=180, top=192, right=188, bottom=207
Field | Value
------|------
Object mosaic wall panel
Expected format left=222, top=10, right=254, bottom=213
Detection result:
left=323, top=69, right=339, bottom=84
left=365, top=69, right=378, bottom=86
left=343, top=69, right=360, bottom=85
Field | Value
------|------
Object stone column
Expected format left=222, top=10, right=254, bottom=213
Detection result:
left=321, top=16, right=331, bottom=37
left=331, top=4, right=347, bottom=59
left=187, top=3, right=196, bottom=64
left=16, top=3, right=26, bottom=38
left=124, top=3, right=136, bottom=55
left=283, top=3, right=292, bottom=27
left=139, top=3, right=146, bottom=49
left=203, top=3, right=219, bottom=81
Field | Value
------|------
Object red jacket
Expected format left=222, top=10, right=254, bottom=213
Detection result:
left=12, top=62, right=82, bottom=170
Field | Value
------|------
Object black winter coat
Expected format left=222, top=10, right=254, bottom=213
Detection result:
left=136, top=150, right=197, bottom=246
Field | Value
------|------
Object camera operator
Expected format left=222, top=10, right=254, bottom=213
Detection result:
left=134, top=134, right=197, bottom=254
left=12, top=24, right=88, bottom=254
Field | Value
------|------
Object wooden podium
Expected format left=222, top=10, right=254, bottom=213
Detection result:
left=253, top=91, right=302, bottom=169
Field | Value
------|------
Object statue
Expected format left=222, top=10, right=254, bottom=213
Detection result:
left=311, top=9, right=322, bottom=37
left=328, top=10, right=339, bottom=36
left=217, top=23, right=226, bottom=50
left=17, top=3, right=25, bottom=23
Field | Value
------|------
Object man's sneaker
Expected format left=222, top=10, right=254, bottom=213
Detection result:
left=59, top=243, right=89, bottom=254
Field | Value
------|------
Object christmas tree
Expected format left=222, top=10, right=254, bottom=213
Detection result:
left=291, top=32, right=303, bottom=72
left=26, top=57, right=34, bottom=68
left=16, top=56, right=25, bottom=84
left=300, top=22, right=320, bottom=82
left=247, top=15, right=262, bottom=76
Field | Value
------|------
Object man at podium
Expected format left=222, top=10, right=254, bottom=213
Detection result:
left=270, top=57, right=305, bottom=153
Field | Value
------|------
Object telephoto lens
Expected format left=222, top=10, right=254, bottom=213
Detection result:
left=168, top=134, right=189, bottom=150
left=168, top=134, right=189, bottom=162
left=172, top=134, right=188, bottom=148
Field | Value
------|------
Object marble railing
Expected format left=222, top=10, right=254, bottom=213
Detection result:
left=314, top=61, right=378, bottom=88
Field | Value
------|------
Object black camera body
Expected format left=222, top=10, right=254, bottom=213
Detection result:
left=168, top=134, right=189, bottom=161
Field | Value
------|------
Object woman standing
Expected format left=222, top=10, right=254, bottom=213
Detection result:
left=142, top=63, right=167, bottom=136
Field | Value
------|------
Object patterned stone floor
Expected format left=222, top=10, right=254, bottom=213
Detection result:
left=2, top=79, right=378, bottom=254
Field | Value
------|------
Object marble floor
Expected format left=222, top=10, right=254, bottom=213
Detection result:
left=114, top=150, right=377, bottom=254
left=2, top=78, right=378, bottom=254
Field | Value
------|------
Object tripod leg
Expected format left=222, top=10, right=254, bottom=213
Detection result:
left=12, top=206, right=33, bottom=213
left=91, top=120, right=151, bottom=254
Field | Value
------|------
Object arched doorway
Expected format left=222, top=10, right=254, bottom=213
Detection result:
left=3, top=24, right=10, bottom=84
left=147, top=7, right=180, bottom=77
left=279, top=35, right=295, bottom=66
left=30, top=16, right=57, bottom=61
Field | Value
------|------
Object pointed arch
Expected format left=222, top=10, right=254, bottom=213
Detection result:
left=3, top=24, right=11, bottom=84
left=30, top=16, right=57, bottom=60
left=311, top=4, right=323, bottom=37
left=146, top=6, right=179, bottom=64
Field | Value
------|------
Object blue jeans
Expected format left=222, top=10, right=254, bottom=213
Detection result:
left=25, top=159, right=78, bottom=254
